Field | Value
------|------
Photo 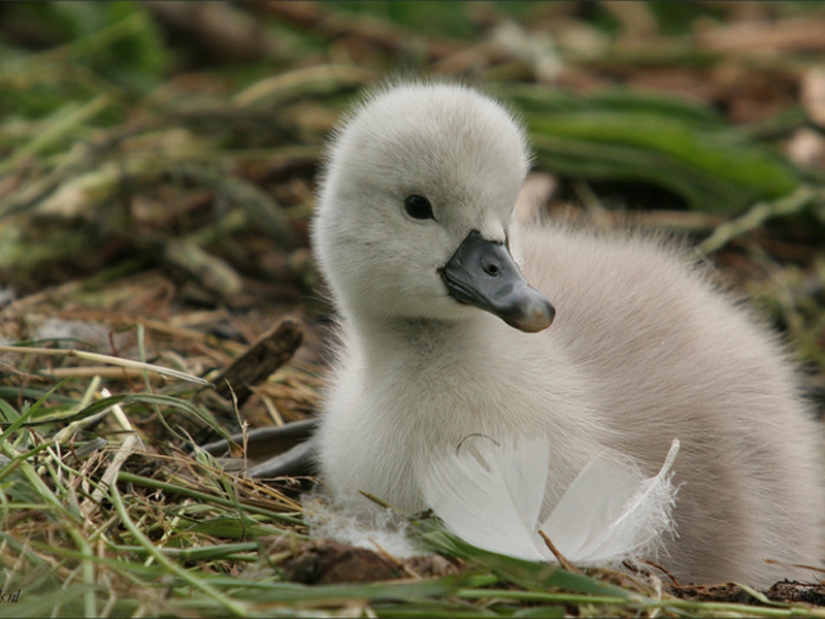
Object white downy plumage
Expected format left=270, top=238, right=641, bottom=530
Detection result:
left=311, top=81, right=825, bottom=586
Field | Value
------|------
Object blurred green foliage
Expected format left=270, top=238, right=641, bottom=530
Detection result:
left=0, top=1, right=168, bottom=110
left=0, top=0, right=820, bottom=215
left=332, top=1, right=533, bottom=39
left=510, top=87, right=802, bottom=213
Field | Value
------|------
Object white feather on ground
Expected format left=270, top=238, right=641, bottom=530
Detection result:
left=421, top=437, right=680, bottom=566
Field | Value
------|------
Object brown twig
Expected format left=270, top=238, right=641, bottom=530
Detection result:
left=538, top=529, right=581, bottom=574
left=210, top=317, right=303, bottom=408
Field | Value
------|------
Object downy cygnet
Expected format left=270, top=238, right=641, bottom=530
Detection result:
left=311, top=81, right=825, bottom=586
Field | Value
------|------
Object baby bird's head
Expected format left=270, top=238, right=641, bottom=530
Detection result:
left=313, top=82, right=554, bottom=332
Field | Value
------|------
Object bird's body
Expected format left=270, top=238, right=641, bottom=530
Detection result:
left=311, top=82, right=825, bottom=586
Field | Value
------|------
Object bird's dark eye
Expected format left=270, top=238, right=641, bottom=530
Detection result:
left=404, top=194, right=434, bottom=220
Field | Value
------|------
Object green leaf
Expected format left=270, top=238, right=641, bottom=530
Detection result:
left=415, top=519, right=633, bottom=599
left=505, top=86, right=801, bottom=213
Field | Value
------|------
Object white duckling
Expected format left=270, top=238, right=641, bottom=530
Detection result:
left=311, top=81, right=825, bottom=587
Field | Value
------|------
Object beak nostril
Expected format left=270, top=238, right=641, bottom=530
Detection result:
left=442, top=230, right=553, bottom=333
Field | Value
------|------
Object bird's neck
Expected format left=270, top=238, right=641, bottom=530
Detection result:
left=352, top=313, right=493, bottom=366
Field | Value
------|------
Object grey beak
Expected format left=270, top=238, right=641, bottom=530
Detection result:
left=439, top=230, right=555, bottom=333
